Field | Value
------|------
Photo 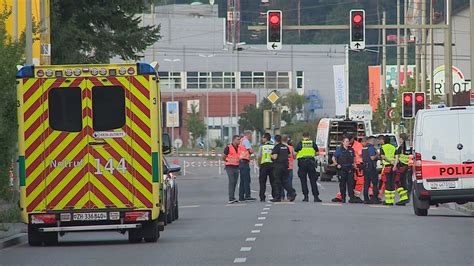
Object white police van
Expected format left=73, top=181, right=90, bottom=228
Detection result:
left=412, top=106, right=474, bottom=216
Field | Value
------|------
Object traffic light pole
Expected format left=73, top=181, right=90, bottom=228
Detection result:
left=444, top=0, right=453, bottom=106
left=471, top=0, right=474, bottom=91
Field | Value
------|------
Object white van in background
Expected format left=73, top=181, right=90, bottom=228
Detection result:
left=412, top=106, right=474, bottom=216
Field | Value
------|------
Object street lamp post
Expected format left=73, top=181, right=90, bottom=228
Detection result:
left=199, top=54, right=215, bottom=154
left=164, top=58, right=181, bottom=151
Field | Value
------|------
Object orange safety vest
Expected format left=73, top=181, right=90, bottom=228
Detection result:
left=352, top=140, right=363, bottom=165
left=238, top=137, right=251, bottom=161
left=225, top=144, right=240, bottom=166
left=288, top=145, right=295, bottom=170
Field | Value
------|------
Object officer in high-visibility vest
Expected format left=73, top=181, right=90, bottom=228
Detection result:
left=295, top=132, right=322, bottom=202
left=222, top=135, right=241, bottom=204
left=380, top=135, right=397, bottom=205
left=393, top=133, right=411, bottom=205
left=257, top=133, right=274, bottom=202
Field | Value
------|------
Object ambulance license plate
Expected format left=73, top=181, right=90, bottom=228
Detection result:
left=429, top=181, right=457, bottom=190
left=73, top=212, right=107, bottom=221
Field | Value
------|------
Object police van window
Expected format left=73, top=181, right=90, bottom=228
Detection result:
left=48, top=87, right=82, bottom=132
left=421, top=114, right=459, bottom=164
left=92, top=86, right=126, bottom=131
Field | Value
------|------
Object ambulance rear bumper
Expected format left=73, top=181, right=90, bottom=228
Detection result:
left=38, top=224, right=141, bottom=233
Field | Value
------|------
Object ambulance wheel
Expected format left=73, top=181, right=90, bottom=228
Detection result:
left=27, top=225, right=42, bottom=246
left=43, top=232, right=58, bottom=246
left=143, top=220, right=160, bottom=243
left=128, top=228, right=142, bottom=243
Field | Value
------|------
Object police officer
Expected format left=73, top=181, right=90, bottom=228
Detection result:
left=393, top=133, right=410, bottom=206
left=380, top=135, right=397, bottom=205
left=257, top=133, right=274, bottom=202
left=294, top=132, right=322, bottom=202
left=362, top=136, right=380, bottom=204
left=332, top=136, right=363, bottom=203
left=270, top=135, right=297, bottom=202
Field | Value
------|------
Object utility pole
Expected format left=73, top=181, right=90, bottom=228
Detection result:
left=13, top=0, right=18, bottom=41
left=382, top=11, right=387, bottom=101
left=444, top=0, right=453, bottom=106
left=26, top=0, right=33, bottom=65
left=430, top=0, right=435, bottom=103
left=40, top=0, right=51, bottom=65
left=396, top=0, right=401, bottom=91
left=404, top=0, right=408, bottom=87
left=471, top=0, right=474, bottom=87
left=421, top=0, right=427, bottom=93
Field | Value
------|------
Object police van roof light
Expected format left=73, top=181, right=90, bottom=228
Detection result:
left=16, top=65, right=35, bottom=78
left=137, top=63, right=156, bottom=75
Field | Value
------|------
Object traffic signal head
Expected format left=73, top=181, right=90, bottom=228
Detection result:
left=414, top=92, right=425, bottom=114
left=350, top=10, right=365, bottom=42
left=267, top=10, right=282, bottom=43
left=402, top=92, right=414, bottom=119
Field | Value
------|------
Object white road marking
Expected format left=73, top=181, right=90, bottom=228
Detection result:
left=265, top=204, right=272, bottom=207
left=240, top=247, right=252, bottom=252
left=322, top=203, right=343, bottom=207
left=263, top=208, right=270, bottom=211
left=251, top=230, right=261, bottom=233
left=255, top=223, right=263, bottom=227
left=261, top=212, right=268, bottom=215
left=234, top=258, right=247, bottom=263
left=180, top=205, right=201, bottom=208
left=274, top=202, right=295, bottom=205
left=246, top=237, right=256, bottom=242
left=258, top=217, right=266, bottom=220
left=251, top=190, right=258, bottom=193
left=369, top=205, right=391, bottom=208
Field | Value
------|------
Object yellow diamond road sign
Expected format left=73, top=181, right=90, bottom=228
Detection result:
left=267, top=91, right=280, bottom=104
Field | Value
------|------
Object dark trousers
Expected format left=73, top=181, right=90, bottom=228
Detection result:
left=279, top=169, right=293, bottom=198
left=225, top=166, right=239, bottom=201
left=272, top=165, right=296, bottom=200
left=384, top=166, right=396, bottom=191
left=396, top=165, right=409, bottom=190
left=239, top=160, right=251, bottom=200
left=338, top=169, right=355, bottom=199
left=363, top=167, right=379, bottom=201
left=259, top=163, right=274, bottom=200
left=298, top=159, right=319, bottom=196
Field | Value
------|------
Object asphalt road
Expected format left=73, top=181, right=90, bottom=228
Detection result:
left=1, top=157, right=473, bottom=266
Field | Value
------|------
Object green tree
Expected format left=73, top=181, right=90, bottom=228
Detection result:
left=186, top=104, right=206, bottom=148
left=51, top=0, right=161, bottom=64
left=280, top=121, right=318, bottom=144
left=0, top=6, right=25, bottom=199
left=238, top=99, right=272, bottom=134
left=280, top=91, right=307, bottom=124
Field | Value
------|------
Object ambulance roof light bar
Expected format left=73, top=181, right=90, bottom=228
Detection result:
left=16, top=65, right=35, bottom=78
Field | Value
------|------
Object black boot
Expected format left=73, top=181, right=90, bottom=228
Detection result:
left=314, top=196, right=322, bottom=202
left=302, top=195, right=309, bottom=202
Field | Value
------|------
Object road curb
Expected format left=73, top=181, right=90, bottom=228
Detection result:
left=0, top=233, right=27, bottom=249
left=444, top=203, right=474, bottom=216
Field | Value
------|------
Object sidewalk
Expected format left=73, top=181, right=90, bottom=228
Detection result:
left=445, top=202, right=474, bottom=216
left=0, top=200, right=27, bottom=249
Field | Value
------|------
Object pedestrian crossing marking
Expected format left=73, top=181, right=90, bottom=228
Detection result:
left=240, top=247, right=252, bottom=252
left=246, top=237, right=256, bottom=242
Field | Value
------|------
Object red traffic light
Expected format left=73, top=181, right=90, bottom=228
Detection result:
left=352, top=14, right=363, bottom=24
left=269, top=14, right=280, bottom=24
left=404, top=94, right=413, bottom=103
left=415, top=94, right=424, bottom=103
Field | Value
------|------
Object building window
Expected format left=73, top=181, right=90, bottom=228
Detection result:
left=296, top=71, right=304, bottom=89
left=158, top=72, right=182, bottom=90
left=240, top=71, right=290, bottom=89
left=186, top=71, right=235, bottom=89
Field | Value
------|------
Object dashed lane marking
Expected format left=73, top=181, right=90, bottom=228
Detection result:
left=234, top=258, right=247, bottom=263
left=321, top=203, right=343, bottom=207
left=263, top=208, right=270, bottom=211
left=251, top=230, right=261, bottom=233
left=265, top=204, right=272, bottom=207
left=240, top=247, right=252, bottom=252
left=261, top=212, right=268, bottom=215
left=255, top=223, right=263, bottom=227
left=226, top=203, right=247, bottom=207
left=180, top=205, right=201, bottom=208
left=246, top=237, right=256, bottom=242
left=257, top=217, right=266, bottom=220
left=369, top=205, right=391, bottom=208
left=274, top=202, right=295, bottom=205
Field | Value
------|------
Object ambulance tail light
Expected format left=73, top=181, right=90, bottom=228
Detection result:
left=415, top=152, right=423, bottom=179
left=124, top=211, right=149, bottom=222
left=30, top=214, right=56, bottom=224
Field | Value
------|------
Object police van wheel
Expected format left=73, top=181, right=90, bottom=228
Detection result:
left=128, top=229, right=142, bottom=243
left=143, top=220, right=160, bottom=243
left=413, top=191, right=429, bottom=216
left=28, top=225, right=42, bottom=246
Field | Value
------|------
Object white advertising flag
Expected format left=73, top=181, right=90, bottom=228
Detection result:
left=333, top=65, right=347, bottom=116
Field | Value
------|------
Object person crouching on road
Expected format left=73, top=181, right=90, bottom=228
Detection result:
left=362, top=136, right=380, bottom=204
left=223, top=135, right=241, bottom=204
left=257, top=133, right=274, bottom=202
left=270, top=135, right=297, bottom=202
left=332, top=136, right=362, bottom=203
left=238, top=130, right=256, bottom=201
left=295, top=132, right=322, bottom=202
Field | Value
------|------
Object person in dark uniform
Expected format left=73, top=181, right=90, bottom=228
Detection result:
left=270, top=135, right=297, bottom=202
left=393, top=133, right=410, bottom=205
left=361, top=136, right=380, bottom=204
left=331, top=136, right=363, bottom=203
left=294, top=132, right=322, bottom=202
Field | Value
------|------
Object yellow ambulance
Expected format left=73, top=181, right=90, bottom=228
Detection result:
left=16, top=63, right=172, bottom=245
